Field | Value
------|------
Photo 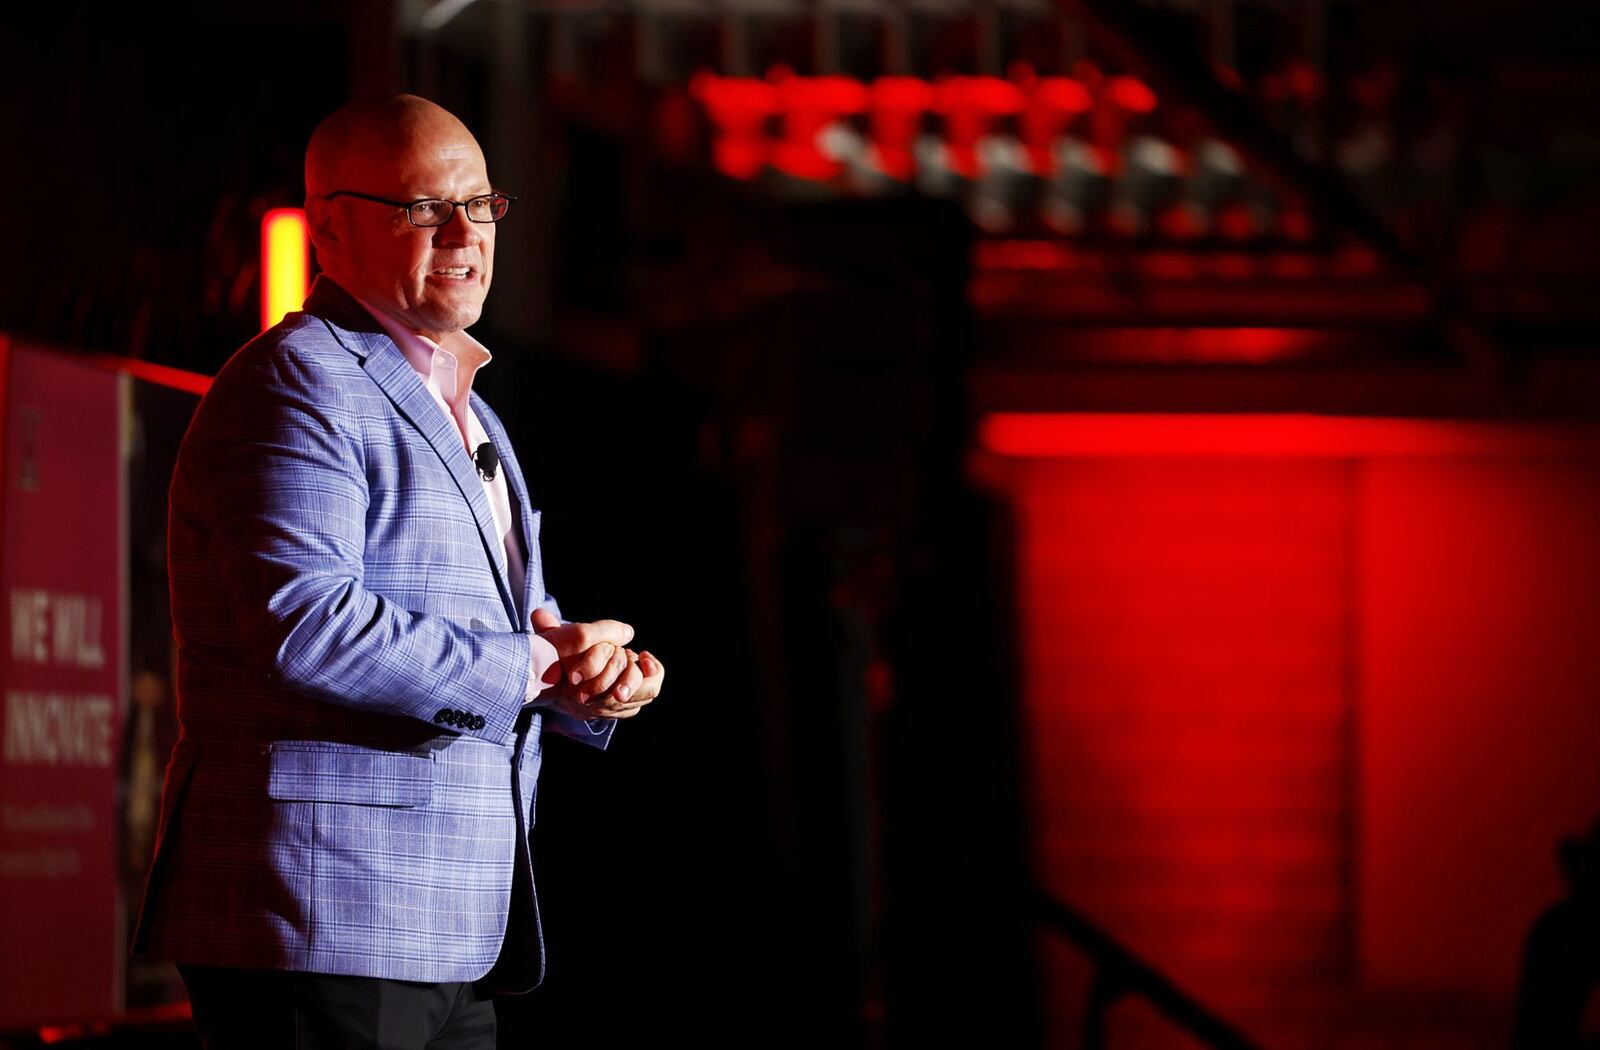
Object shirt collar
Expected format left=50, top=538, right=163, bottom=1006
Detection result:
left=355, top=297, right=493, bottom=409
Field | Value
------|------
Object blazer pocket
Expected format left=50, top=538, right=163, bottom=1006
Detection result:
left=266, top=742, right=435, bottom=807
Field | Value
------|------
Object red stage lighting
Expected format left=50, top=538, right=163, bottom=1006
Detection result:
left=1106, top=75, right=1158, bottom=115
left=689, top=72, right=778, bottom=180
left=768, top=68, right=868, bottom=181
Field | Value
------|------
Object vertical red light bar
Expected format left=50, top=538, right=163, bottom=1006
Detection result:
left=261, top=208, right=309, bottom=331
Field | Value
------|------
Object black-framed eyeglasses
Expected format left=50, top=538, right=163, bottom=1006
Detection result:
left=318, top=190, right=517, bottom=227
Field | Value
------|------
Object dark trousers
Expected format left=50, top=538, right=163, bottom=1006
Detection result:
left=177, top=964, right=496, bottom=1050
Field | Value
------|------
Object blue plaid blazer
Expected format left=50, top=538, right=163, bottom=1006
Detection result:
left=132, top=277, right=611, bottom=989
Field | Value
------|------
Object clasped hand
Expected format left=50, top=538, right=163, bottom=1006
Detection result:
left=531, top=608, right=664, bottom=720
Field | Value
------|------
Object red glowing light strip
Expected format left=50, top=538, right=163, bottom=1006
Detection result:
left=37, top=1001, right=193, bottom=1045
left=86, top=354, right=212, bottom=396
left=978, top=413, right=1600, bottom=458
left=261, top=207, right=310, bottom=331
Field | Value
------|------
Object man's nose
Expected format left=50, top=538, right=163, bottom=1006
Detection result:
left=432, top=204, right=481, bottom=246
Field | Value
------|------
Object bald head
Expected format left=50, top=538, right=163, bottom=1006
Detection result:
left=303, top=94, right=498, bottom=340
left=305, top=94, right=485, bottom=200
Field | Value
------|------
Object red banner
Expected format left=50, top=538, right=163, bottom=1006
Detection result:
left=0, top=340, right=125, bottom=1028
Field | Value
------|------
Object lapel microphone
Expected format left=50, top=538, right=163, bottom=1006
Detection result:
left=473, top=441, right=500, bottom=482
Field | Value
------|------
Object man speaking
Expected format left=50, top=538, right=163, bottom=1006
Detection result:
left=133, top=94, right=665, bottom=1049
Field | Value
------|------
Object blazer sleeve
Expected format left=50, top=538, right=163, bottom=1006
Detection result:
left=185, top=342, right=532, bottom=744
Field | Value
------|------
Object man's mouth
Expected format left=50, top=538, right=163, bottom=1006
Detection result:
left=430, top=266, right=476, bottom=280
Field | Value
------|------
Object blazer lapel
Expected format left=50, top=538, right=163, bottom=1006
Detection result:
left=305, top=278, right=520, bottom=627
left=368, top=346, right=519, bottom=625
left=473, top=393, right=538, bottom=628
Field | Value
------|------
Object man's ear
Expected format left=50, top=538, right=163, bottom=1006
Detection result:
left=305, top=198, right=340, bottom=257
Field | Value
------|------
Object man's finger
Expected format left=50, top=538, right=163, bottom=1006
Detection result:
left=578, top=644, right=630, bottom=701
left=616, top=657, right=644, bottom=702
left=566, top=642, right=615, bottom=684
left=531, top=608, right=561, bottom=631
left=595, top=651, right=644, bottom=704
left=548, top=696, right=626, bottom=722
left=590, top=695, right=646, bottom=718
left=576, top=619, right=634, bottom=649
left=637, top=651, right=664, bottom=696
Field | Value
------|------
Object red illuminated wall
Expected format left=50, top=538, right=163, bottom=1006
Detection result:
left=1359, top=460, right=1600, bottom=993
left=980, top=416, right=1600, bottom=1048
